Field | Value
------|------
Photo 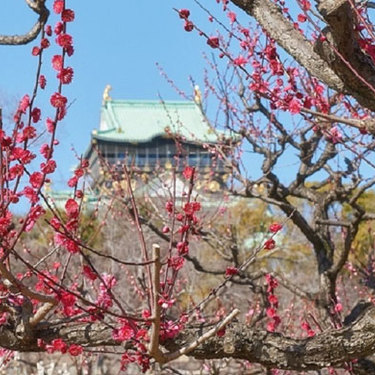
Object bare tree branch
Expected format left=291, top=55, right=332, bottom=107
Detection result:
left=0, top=0, right=49, bottom=46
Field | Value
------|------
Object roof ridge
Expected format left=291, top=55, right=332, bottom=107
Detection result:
left=105, top=99, right=196, bottom=106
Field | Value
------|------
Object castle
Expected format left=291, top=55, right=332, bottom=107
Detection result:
left=83, top=86, right=231, bottom=194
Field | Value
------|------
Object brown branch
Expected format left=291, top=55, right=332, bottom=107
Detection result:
left=316, top=0, right=375, bottom=110
left=229, top=0, right=345, bottom=91
left=0, top=0, right=49, bottom=45
left=148, top=244, right=165, bottom=363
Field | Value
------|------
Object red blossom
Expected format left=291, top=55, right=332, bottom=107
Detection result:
left=57, top=105, right=67, bottom=120
left=41, top=159, right=57, bottom=174
left=81, top=159, right=89, bottom=168
left=65, top=238, right=80, bottom=254
left=50, top=217, right=61, bottom=230
left=39, top=75, right=46, bottom=89
left=182, top=166, right=194, bottom=180
left=112, top=320, right=135, bottom=342
left=233, top=55, right=248, bottom=66
left=46, top=118, right=55, bottom=133
left=67, top=175, right=78, bottom=187
left=49, top=339, right=67, bottom=354
left=65, top=198, right=79, bottom=219
left=66, top=45, right=74, bottom=56
left=59, top=291, right=75, bottom=306
left=298, top=13, right=307, bottom=23
left=288, top=97, right=301, bottom=114
left=168, top=256, right=185, bottom=271
left=268, top=294, right=279, bottom=307
left=176, top=213, right=184, bottom=221
left=53, top=0, right=64, bottom=14
left=68, top=344, right=83, bottom=356
left=41, top=38, right=50, bottom=49
left=25, top=205, right=45, bottom=231
left=50, top=92, right=67, bottom=108
left=74, top=167, right=84, bottom=178
left=301, top=321, right=315, bottom=337
left=227, top=11, right=236, bottom=23
left=179, top=9, right=190, bottom=19
left=31, top=107, right=41, bottom=123
left=225, top=266, right=239, bottom=277
left=11, top=148, right=36, bottom=164
left=165, top=201, right=174, bottom=213
left=21, top=186, right=38, bottom=203
left=19, top=95, right=30, bottom=113
left=62, top=9, right=75, bottom=22
left=328, top=126, right=342, bottom=144
left=32, top=46, right=40, bottom=56
left=57, top=67, right=74, bottom=84
left=216, top=328, right=226, bottom=337
left=40, top=143, right=51, bottom=159
left=266, top=307, right=277, bottom=318
left=29, top=172, right=44, bottom=188
left=158, top=297, right=176, bottom=309
left=265, top=274, right=278, bottom=292
left=183, top=202, right=195, bottom=216
left=22, top=126, right=37, bottom=141
left=54, top=21, right=63, bottom=35
left=75, top=190, right=84, bottom=198
left=269, top=223, right=282, bottom=233
left=56, top=33, right=73, bottom=49
left=267, top=315, right=281, bottom=332
left=264, top=238, right=276, bottom=250
left=83, top=265, right=97, bottom=281
left=207, top=36, right=220, bottom=49
left=45, top=25, right=52, bottom=36
left=184, top=20, right=194, bottom=32
left=192, top=201, right=201, bottom=212
left=7, top=164, right=24, bottom=180
left=176, top=241, right=189, bottom=255
left=301, top=0, right=311, bottom=11
left=334, top=303, right=343, bottom=313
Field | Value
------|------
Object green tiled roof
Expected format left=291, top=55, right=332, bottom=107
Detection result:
left=93, top=99, right=223, bottom=143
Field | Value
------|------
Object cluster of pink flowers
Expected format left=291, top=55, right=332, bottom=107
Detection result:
left=179, top=9, right=194, bottom=32
left=263, top=222, right=282, bottom=250
left=39, top=339, right=83, bottom=356
left=265, top=274, right=281, bottom=332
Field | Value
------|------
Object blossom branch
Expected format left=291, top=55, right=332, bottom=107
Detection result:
left=148, top=244, right=165, bottom=363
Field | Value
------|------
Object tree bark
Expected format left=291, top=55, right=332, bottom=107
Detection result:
left=2, top=305, right=375, bottom=372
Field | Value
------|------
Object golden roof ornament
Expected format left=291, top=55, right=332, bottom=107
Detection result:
left=102, top=84, right=112, bottom=104
left=194, top=85, right=202, bottom=105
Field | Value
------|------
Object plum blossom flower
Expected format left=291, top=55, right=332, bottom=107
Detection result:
left=269, top=223, right=282, bottom=233
left=179, top=9, right=190, bottom=19
left=65, top=198, right=79, bottom=219
left=207, top=36, right=220, bottom=49
left=56, top=33, right=73, bottom=49
left=50, top=92, right=67, bottom=108
left=264, top=239, right=276, bottom=250
left=53, top=0, right=64, bottom=14
left=288, top=97, right=301, bottom=114
left=183, top=166, right=194, bottom=180
left=57, top=67, right=74, bottom=84
left=184, top=20, right=194, bottom=32
left=225, top=266, right=239, bottom=277
left=39, top=75, right=46, bottom=89
left=62, top=9, right=75, bottom=22
left=233, top=55, right=248, bottom=66
left=68, top=344, right=83, bottom=356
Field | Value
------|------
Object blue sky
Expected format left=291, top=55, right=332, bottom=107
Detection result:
left=0, top=1, right=345, bottom=194
left=0, top=1, right=222, bottom=187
